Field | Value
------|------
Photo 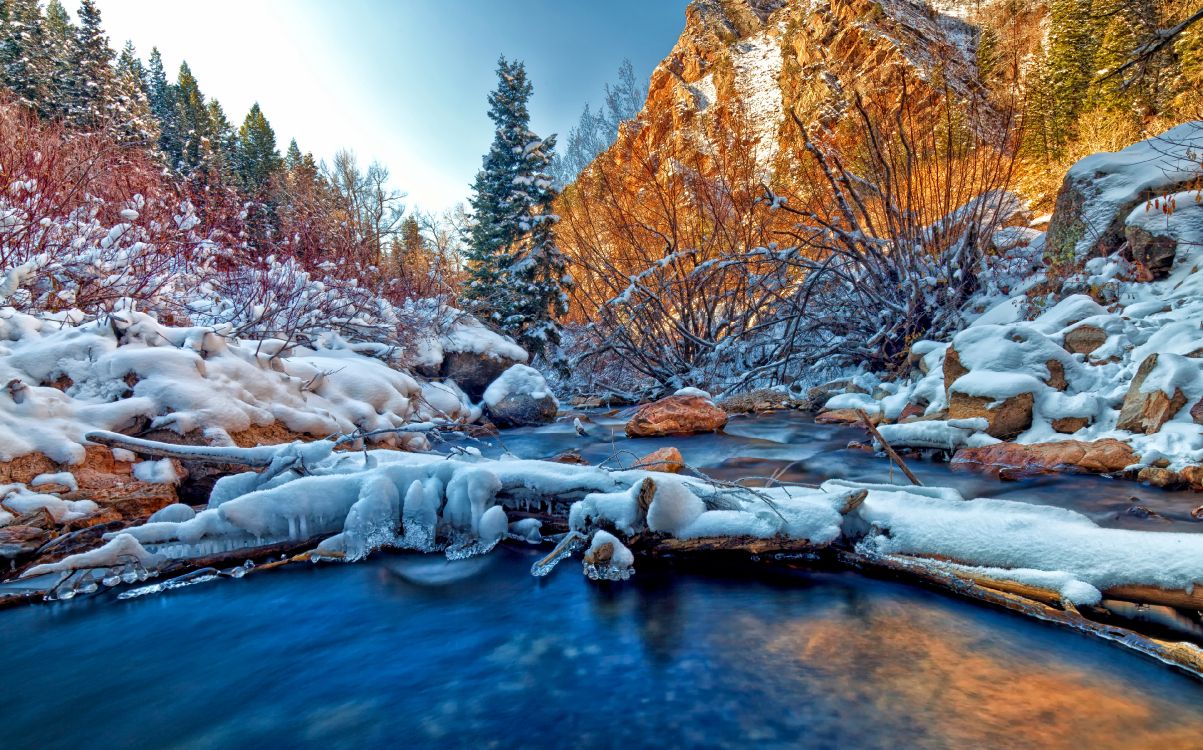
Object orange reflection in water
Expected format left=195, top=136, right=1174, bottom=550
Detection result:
left=745, top=599, right=1203, bottom=749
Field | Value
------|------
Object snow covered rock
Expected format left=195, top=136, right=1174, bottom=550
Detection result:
left=482, top=365, right=558, bottom=428
left=625, top=394, right=728, bottom=437
left=1045, top=122, right=1203, bottom=263
left=1125, top=191, right=1203, bottom=279
left=1061, top=324, right=1108, bottom=356
left=1115, top=354, right=1191, bottom=434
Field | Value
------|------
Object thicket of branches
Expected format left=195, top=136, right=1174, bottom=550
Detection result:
left=555, top=75, right=1021, bottom=398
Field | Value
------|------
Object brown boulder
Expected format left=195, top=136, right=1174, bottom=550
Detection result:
left=1044, top=359, right=1068, bottom=391
left=942, top=346, right=967, bottom=395
left=815, top=408, right=878, bottom=426
left=1116, top=354, right=1187, bottom=434
left=1179, top=465, right=1203, bottom=491
left=626, top=395, right=727, bottom=437
left=636, top=447, right=686, bottom=474
left=1137, top=466, right=1182, bottom=488
left=719, top=389, right=803, bottom=414
left=1062, top=325, right=1107, bottom=356
left=952, top=438, right=1137, bottom=476
left=948, top=392, right=1034, bottom=440
left=1127, top=225, right=1179, bottom=280
left=1191, top=398, right=1203, bottom=425
left=1050, top=416, right=1090, bottom=434
left=899, top=403, right=926, bottom=422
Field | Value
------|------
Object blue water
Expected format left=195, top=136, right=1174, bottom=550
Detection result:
left=480, top=411, right=1203, bottom=531
left=3, top=547, right=1203, bottom=749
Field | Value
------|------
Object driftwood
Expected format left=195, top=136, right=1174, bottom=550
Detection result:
left=85, top=430, right=281, bottom=467
left=856, top=409, right=923, bottom=486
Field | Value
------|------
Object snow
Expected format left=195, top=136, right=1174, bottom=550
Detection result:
left=148, top=503, right=195, bottom=524
left=730, top=29, right=784, bottom=168
left=0, top=308, right=484, bottom=466
left=1059, top=122, right=1203, bottom=261
left=849, top=483, right=1203, bottom=602
left=673, top=386, right=712, bottom=400
left=132, top=459, right=180, bottom=484
left=482, top=364, right=556, bottom=408
left=645, top=478, right=706, bottom=534
left=23, top=533, right=164, bottom=578
left=30, top=472, right=77, bottom=491
left=1, top=485, right=96, bottom=524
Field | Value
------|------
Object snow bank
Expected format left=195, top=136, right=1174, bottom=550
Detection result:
left=0, top=307, right=484, bottom=466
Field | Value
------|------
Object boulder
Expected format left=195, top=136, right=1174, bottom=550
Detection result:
left=1062, top=324, right=1107, bottom=356
left=899, top=403, right=926, bottom=422
left=1191, top=397, right=1203, bottom=425
left=815, top=408, right=878, bottom=426
left=942, top=346, right=968, bottom=394
left=626, top=395, right=728, bottom=437
left=1137, top=466, right=1182, bottom=488
left=952, top=438, right=1137, bottom=475
left=1115, top=354, right=1188, bottom=434
left=440, top=351, right=524, bottom=402
left=947, top=392, right=1034, bottom=440
left=482, top=365, right=558, bottom=428
left=1179, top=465, right=1203, bottom=491
left=719, top=389, right=804, bottom=414
left=1044, top=359, right=1067, bottom=391
left=484, top=393, right=558, bottom=429
left=1050, top=416, right=1090, bottom=434
left=636, top=447, right=685, bottom=474
left=1127, top=225, right=1178, bottom=280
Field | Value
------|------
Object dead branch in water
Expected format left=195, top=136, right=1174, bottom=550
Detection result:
left=856, top=409, right=923, bottom=486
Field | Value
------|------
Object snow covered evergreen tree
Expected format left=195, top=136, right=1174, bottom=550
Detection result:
left=0, top=0, right=51, bottom=115
left=146, top=47, right=180, bottom=164
left=465, top=57, right=570, bottom=355
left=41, top=0, right=75, bottom=119
left=235, top=102, right=282, bottom=195
left=66, top=0, right=115, bottom=130
left=111, top=41, right=157, bottom=146
left=173, top=61, right=213, bottom=176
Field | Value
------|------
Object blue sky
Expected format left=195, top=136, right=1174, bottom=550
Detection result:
left=91, top=0, right=690, bottom=212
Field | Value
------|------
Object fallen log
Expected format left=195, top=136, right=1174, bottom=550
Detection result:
left=837, top=549, right=1203, bottom=681
left=85, top=430, right=281, bottom=467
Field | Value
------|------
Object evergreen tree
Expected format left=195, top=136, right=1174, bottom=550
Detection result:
left=173, top=61, right=212, bottom=175
left=206, top=98, right=238, bottom=180
left=0, top=0, right=51, bottom=115
left=1039, top=0, right=1099, bottom=148
left=284, top=137, right=303, bottom=170
left=235, top=102, right=282, bottom=195
left=111, top=41, right=157, bottom=146
left=146, top=47, right=180, bottom=164
left=41, top=0, right=74, bottom=119
left=465, top=57, right=570, bottom=355
left=67, top=0, right=115, bottom=130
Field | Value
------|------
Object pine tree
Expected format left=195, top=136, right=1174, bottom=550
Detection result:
left=1039, top=0, right=1099, bottom=148
left=41, top=0, right=75, bottom=119
left=111, top=41, right=158, bottom=146
left=393, top=215, right=432, bottom=279
left=465, top=57, right=570, bottom=355
left=146, top=47, right=180, bottom=164
left=284, top=138, right=303, bottom=170
left=67, top=0, right=116, bottom=130
left=206, top=98, right=238, bottom=180
left=0, top=0, right=51, bottom=115
left=235, top=102, right=282, bottom=195
left=173, top=61, right=213, bottom=175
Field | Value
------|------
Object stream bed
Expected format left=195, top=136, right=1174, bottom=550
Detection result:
left=3, top=548, right=1203, bottom=749
left=4, top=412, right=1203, bottom=748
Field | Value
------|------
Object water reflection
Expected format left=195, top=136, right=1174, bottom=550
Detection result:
left=2, top=544, right=1203, bottom=748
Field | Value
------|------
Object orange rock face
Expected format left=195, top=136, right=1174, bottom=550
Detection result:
left=816, top=409, right=879, bottom=426
left=948, top=392, right=1035, bottom=440
left=952, top=439, right=1138, bottom=476
left=1116, top=354, right=1188, bottom=434
left=636, top=447, right=686, bottom=473
left=626, top=396, right=728, bottom=437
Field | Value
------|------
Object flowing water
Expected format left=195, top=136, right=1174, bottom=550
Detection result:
left=3, top=413, right=1203, bottom=749
left=480, top=410, right=1203, bottom=532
